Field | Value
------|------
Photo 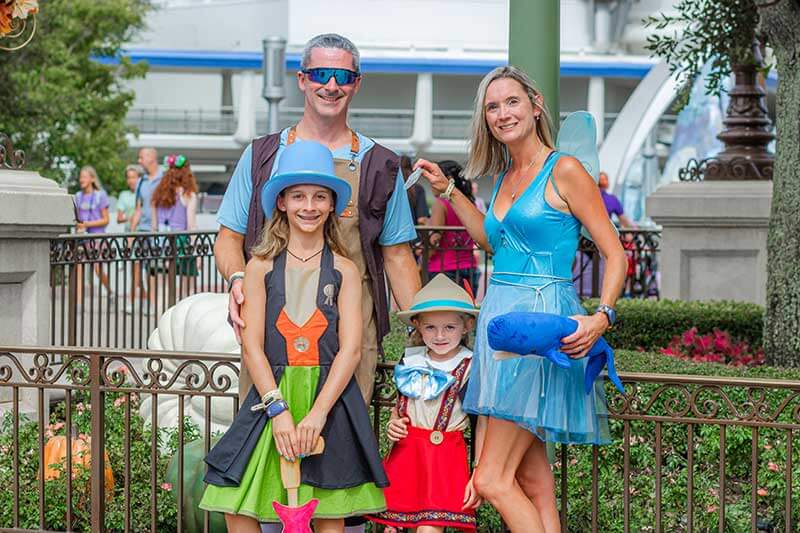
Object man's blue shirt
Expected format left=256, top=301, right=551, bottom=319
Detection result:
left=217, top=129, right=416, bottom=246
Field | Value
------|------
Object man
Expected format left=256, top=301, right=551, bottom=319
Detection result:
left=128, top=148, right=163, bottom=313
left=215, top=33, right=420, bottom=406
left=598, top=171, right=634, bottom=228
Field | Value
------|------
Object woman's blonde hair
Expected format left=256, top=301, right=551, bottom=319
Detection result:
left=463, top=66, right=556, bottom=181
left=250, top=191, right=348, bottom=260
left=79, top=166, right=102, bottom=191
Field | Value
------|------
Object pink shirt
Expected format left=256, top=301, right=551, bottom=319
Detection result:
left=427, top=198, right=477, bottom=273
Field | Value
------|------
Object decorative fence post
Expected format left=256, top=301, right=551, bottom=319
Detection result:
left=90, top=351, right=106, bottom=530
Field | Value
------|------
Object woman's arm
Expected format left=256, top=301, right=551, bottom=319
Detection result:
left=551, top=156, right=627, bottom=357
left=414, top=159, right=491, bottom=252
left=295, top=256, right=363, bottom=455
left=473, top=415, right=488, bottom=464
left=186, top=193, right=198, bottom=230
left=426, top=198, right=446, bottom=247
left=82, top=207, right=110, bottom=228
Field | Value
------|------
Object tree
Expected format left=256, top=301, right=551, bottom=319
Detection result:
left=646, top=0, right=800, bottom=366
left=0, top=0, right=150, bottom=194
left=758, top=0, right=800, bottom=367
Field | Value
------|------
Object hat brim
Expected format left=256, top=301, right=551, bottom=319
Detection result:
left=261, top=171, right=352, bottom=216
left=396, top=305, right=480, bottom=326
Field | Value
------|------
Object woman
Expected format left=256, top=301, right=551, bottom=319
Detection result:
left=116, top=164, right=142, bottom=232
left=426, top=160, right=479, bottom=293
left=74, top=165, right=111, bottom=301
left=151, top=154, right=199, bottom=300
left=414, top=66, right=626, bottom=532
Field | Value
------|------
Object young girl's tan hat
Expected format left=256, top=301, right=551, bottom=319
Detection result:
left=396, top=273, right=479, bottom=326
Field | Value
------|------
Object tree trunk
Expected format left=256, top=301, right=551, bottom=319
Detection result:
left=759, top=0, right=800, bottom=366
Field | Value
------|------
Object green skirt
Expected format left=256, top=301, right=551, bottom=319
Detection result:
left=199, top=366, right=386, bottom=521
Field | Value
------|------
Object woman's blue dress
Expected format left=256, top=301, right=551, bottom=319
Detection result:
left=463, top=152, right=610, bottom=445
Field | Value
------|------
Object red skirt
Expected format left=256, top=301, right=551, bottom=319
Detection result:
left=369, top=425, right=476, bottom=531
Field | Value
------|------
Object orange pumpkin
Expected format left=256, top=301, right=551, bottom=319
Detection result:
left=43, top=435, right=114, bottom=495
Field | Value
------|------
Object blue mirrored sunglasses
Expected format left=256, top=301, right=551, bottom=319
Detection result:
left=302, top=67, right=360, bottom=86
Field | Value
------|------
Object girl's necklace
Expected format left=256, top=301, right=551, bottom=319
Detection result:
left=287, top=247, right=323, bottom=263
left=509, top=144, right=547, bottom=201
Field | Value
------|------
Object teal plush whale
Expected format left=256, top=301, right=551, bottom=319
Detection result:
left=487, top=311, right=624, bottom=394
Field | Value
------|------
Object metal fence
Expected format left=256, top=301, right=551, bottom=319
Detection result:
left=49, top=228, right=660, bottom=351
left=0, top=347, right=796, bottom=532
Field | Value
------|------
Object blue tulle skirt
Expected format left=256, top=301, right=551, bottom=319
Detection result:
left=463, top=274, right=610, bottom=445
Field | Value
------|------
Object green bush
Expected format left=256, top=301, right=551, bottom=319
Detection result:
left=582, top=299, right=764, bottom=351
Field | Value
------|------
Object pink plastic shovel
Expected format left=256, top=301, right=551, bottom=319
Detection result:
left=273, top=437, right=325, bottom=533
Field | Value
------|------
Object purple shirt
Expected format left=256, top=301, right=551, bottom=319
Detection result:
left=601, top=190, right=624, bottom=218
left=74, top=190, right=109, bottom=234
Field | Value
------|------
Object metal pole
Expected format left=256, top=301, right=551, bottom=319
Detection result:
left=509, top=0, right=560, bottom=125
left=262, top=37, right=287, bottom=134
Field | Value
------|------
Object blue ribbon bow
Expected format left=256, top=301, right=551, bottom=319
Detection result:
left=393, top=363, right=455, bottom=400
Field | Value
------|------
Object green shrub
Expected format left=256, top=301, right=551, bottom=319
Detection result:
left=582, top=299, right=764, bottom=351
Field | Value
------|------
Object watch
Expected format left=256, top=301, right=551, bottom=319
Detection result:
left=265, top=399, right=289, bottom=419
left=595, top=304, right=617, bottom=327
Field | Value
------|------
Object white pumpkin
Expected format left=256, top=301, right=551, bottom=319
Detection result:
left=141, top=293, right=240, bottom=435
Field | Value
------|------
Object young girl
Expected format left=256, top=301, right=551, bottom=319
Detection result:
left=370, top=274, right=486, bottom=532
left=74, top=165, right=111, bottom=300
left=200, top=141, right=388, bottom=533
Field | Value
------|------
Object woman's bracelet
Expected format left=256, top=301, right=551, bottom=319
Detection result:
left=439, top=178, right=456, bottom=200
left=250, top=388, right=283, bottom=413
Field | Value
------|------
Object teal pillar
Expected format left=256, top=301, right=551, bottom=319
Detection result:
left=509, top=0, right=560, bottom=123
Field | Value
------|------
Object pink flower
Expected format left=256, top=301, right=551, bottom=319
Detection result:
left=76, top=403, right=85, bottom=413
left=52, top=422, right=64, bottom=431
left=764, top=443, right=773, bottom=450
left=161, top=482, right=172, bottom=491
left=757, top=488, right=768, bottom=497
left=706, top=504, right=718, bottom=513
left=113, top=396, right=127, bottom=408
left=681, top=327, right=697, bottom=346
left=768, top=462, right=780, bottom=472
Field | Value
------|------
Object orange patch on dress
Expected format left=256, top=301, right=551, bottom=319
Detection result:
left=275, top=308, right=328, bottom=366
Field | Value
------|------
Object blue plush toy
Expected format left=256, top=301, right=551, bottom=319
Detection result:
left=487, top=311, right=624, bottom=394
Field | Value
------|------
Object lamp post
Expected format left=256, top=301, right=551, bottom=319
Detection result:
left=262, top=37, right=287, bottom=134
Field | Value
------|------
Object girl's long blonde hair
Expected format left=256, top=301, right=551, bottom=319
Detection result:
left=463, top=66, right=556, bottom=181
left=250, top=195, right=348, bottom=260
left=79, top=166, right=102, bottom=191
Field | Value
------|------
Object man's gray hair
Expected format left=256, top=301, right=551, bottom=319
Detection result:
left=301, top=33, right=360, bottom=72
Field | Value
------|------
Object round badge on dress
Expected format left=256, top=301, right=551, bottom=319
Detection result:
left=429, top=430, right=444, bottom=445
left=293, top=336, right=310, bottom=353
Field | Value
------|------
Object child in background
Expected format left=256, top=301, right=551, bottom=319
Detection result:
left=370, top=274, right=485, bottom=532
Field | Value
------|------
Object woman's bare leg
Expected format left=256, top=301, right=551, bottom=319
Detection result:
left=224, top=513, right=261, bottom=533
left=472, top=417, right=545, bottom=532
left=416, top=526, right=445, bottom=533
left=516, top=438, right=560, bottom=532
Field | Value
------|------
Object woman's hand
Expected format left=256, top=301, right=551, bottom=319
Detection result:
left=76, top=222, right=86, bottom=232
left=414, top=159, right=450, bottom=196
left=386, top=415, right=410, bottom=442
left=296, top=407, right=327, bottom=457
left=462, top=473, right=483, bottom=510
left=561, top=313, right=609, bottom=359
left=271, top=410, right=299, bottom=461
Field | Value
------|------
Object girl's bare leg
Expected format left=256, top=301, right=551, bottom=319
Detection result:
left=473, top=417, right=545, bottom=532
left=416, top=526, right=445, bottom=532
left=516, top=438, right=560, bottom=532
left=224, top=513, right=261, bottom=533
left=314, top=518, right=345, bottom=532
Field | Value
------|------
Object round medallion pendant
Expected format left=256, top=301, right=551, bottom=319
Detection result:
left=429, top=430, right=444, bottom=445
left=293, top=336, right=310, bottom=353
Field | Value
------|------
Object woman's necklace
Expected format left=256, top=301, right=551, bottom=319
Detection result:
left=509, top=144, right=547, bottom=201
left=287, top=247, right=323, bottom=263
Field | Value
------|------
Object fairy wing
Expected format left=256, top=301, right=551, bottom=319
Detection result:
left=556, top=111, right=617, bottom=240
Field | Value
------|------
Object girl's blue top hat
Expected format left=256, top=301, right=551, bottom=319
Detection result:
left=260, top=141, right=353, bottom=217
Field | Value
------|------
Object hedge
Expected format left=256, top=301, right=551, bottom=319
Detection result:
left=581, top=298, right=764, bottom=351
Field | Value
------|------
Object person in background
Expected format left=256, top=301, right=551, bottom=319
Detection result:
left=401, top=155, right=430, bottom=225
left=116, top=164, right=142, bottom=231
left=74, top=165, right=112, bottom=302
left=151, top=154, right=199, bottom=299
left=127, top=147, right=163, bottom=314
left=426, top=160, right=479, bottom=293
left=598, top=171, right=634, bottom=228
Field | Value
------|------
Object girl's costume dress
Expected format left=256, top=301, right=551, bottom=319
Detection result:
left=370, top=346, right=477, bottom=531
left=200, top=246, right=388, bottom=521
left=463, top=152, right=610, bottom=444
